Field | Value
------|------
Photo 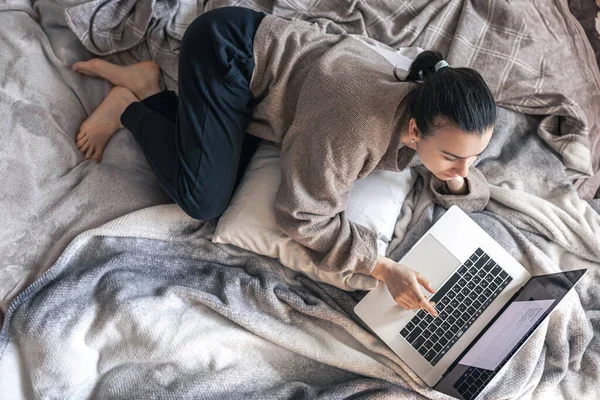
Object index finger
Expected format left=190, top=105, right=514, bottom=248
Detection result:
left=410, top=280, right=438, bottom=317
left=421, top=300, right=438, bottom=317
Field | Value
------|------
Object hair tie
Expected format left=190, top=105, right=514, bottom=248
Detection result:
left=435, top=60, right=449, bottom=72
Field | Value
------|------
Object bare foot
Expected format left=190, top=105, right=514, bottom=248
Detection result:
left=72, top=58, right=161, bottom=100
left=76, top=86, right=138, bottom=163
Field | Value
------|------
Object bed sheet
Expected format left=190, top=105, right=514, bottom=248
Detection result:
left=0, top=0, right=599, bottom=399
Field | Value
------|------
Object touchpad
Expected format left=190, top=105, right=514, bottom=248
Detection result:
left=399, top=234, right=461, bottom=295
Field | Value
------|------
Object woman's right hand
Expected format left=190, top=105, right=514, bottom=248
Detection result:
left=370, top=255, right=438, bottom=317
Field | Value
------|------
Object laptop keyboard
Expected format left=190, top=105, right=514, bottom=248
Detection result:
left=399, top=248, right=512, bottom=366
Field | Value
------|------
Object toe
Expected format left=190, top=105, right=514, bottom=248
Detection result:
left=92, top=149, right=103, bottom=163
left=85, top=145, right=95, bottom=159
left=80, top=141, right=90, bottom=153
left=76, top=135, right=88, bottom=148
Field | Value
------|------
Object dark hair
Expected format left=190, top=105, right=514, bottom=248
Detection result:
left=402, top=50, right=496, bottom=138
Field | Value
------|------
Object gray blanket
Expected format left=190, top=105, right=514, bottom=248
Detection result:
left=1, top=0, right=600, bottom=399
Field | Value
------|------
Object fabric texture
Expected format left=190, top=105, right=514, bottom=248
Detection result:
left=1, top=1, right=600, bottom=399
left=212, top=140, right=418, bottom=291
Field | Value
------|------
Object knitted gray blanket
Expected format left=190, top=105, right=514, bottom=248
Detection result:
left=0, top=0, right=599, bottom=399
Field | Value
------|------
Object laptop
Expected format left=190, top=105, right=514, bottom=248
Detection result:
left=354, top=205, right=587, bottom=400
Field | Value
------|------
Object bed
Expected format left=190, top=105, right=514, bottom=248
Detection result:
left=1, top=0, right=599, bottom=398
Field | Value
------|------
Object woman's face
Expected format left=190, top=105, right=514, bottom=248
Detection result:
left=405, top=118, right=493, bottom=182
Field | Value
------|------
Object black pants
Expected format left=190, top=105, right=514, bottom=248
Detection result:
left=120, top=6, right=266, bottom=220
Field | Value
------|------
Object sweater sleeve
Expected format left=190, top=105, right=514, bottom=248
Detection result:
left=274, top=125, right=380, bottom=276
left=415, top=165, right=490, bottom=212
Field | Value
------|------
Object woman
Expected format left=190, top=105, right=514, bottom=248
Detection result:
left=72, top=6, right=496, bottom=317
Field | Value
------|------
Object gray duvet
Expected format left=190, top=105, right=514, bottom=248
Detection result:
left=1, top=0, right=599, bottom=399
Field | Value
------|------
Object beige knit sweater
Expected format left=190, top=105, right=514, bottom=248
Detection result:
left=246, top=15, right=490, bottom=276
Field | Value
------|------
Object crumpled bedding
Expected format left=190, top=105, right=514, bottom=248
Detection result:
left=1, top=0, right=599, bottom=399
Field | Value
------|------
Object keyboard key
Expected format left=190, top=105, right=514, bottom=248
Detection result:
left=458, top=265, right=468, bottom=275
left=483, top=260, right=493, bottom=272
left=456, top=293, right=465, bottom=302
left=438, top=335, right=448, bottom=346
left=457, top=278, right=467, bottom=287
left=412, top=334, right=425, bottom=347
left=483, top=288, right=492, bottom=297
left=447, top=315, right=457, bottom=325
left=473, top=286, right=483, bottom=294
left=500, top=271, right=509, bottom=280
left=400, top=327, right=411, bottom=337
left=476, top=269, right=487, bottom=278
left=450, top=324, right=459, bottom=335
left=405, top=321, right=416, bottom=331
left=406, top=327, right=422, bottom=343
left=467, top=282, right=476, bottom=290
left=475, top=248, right=484, bottom=257
left=484, top=273, right=494, bottom=282
left=429, top=273, right=462, bottom=303
left=480, top=280, right=489, bottom=288
left=466, top=306, right=476, bottom=316
left=416, top=310, right=427, bottom=320
left=431, top=332, right=440, bottom=343
left=475, top=254, right=489, bottom=269
left=473, top=276, right=482, bottom=284
left=425, top=349, right=436, bottom=361
left=417, top=344, right=429, bottom=356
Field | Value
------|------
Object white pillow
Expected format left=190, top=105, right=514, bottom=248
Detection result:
left=212, top=141, right=417, bottom=291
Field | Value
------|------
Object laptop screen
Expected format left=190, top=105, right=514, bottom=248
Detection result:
left=434, top=269, right=586, bottom=400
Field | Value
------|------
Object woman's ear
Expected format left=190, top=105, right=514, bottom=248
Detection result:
left=409, top=118, right=420, bottom=142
